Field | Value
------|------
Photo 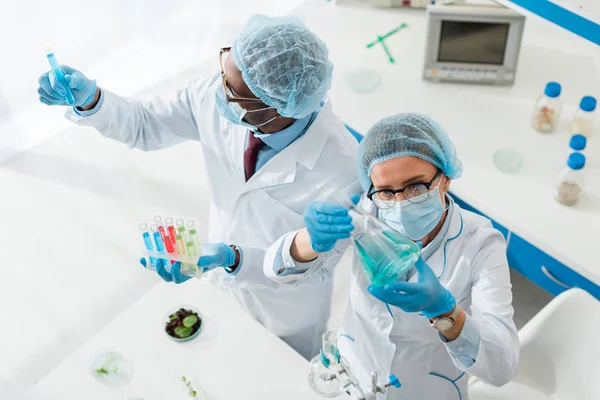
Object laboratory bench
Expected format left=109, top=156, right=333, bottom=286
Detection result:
left=24, top=280, right=338, bottom=400
left=295, top=0, right=600, bottom=300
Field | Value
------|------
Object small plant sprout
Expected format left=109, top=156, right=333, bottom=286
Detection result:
left=181, top=376, right=197, bottom=397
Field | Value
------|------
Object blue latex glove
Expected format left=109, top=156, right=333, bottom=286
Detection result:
left=197, top=242, right=237, bottom=271
left=303, top=194, right=360, bottom=253
left=140, top=258, right=191, bottom=284
left=139, top=243, right=237, bottom=284
left=367, top=257, right=456, bottom=319
left=38, top=65, right=97, bottom=107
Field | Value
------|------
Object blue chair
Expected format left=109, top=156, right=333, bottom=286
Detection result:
left=345, top=124, right=363, bottom=142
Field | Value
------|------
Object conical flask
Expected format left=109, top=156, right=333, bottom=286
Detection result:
left=327, top=190, right=420, bottom=287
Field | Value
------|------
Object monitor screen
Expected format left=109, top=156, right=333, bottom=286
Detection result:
left=438, top=20, right=509, bottom=65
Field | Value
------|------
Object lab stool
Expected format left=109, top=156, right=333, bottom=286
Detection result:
left=469, top=288, right=600, bottom=400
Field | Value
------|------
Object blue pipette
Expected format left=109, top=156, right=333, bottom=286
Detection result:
left=43, top=46, right=76, bottom=105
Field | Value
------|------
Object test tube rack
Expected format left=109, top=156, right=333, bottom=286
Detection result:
left=139, top=216, right=204, bottom=278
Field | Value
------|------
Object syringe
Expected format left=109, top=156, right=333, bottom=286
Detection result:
left=43, top=46, right=76, bottom=105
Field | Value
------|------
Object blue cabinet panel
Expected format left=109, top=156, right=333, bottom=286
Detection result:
left=507, top=234, right=600, bottom=300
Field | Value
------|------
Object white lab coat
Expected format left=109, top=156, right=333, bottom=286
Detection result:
left=65, top=73, right=359, bottom=360
left=265, top=201, right=519, bottom=399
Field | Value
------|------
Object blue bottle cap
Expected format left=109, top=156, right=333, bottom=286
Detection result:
left=580, top=96, right=597, bottom=112
left=544, top=82, right=561, bottom=98
left=569, top=134, right=587, bottom=151
left=567, top=152, right=585, bottom=170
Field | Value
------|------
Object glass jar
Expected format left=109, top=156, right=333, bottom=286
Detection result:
left=571, top=96, right=596, bottom=137
left=555, top=153, right=585, bottom=206
left=532, top=82, right=562, bottom=133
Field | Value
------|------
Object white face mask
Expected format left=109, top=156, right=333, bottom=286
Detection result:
left=378, top=179, right=445, bottom=240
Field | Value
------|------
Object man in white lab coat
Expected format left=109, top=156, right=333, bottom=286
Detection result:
left=37, top=15, right=359, bottom=360
left=264, top=114, right=519, bottom=398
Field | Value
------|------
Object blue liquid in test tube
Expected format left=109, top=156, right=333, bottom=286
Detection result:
left=152, top=231, right=171, bottom=273
left=43, top=46, right=76, bottom=105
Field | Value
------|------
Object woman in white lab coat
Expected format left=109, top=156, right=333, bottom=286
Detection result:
left=264, top=113, right=519, bottom=399
left=36, top=15, right=359, bottom=360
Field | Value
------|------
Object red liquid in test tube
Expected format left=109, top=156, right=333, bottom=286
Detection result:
left=158, top=226, right=175, bottom=254
left=168, top=225, right=178, bottom=252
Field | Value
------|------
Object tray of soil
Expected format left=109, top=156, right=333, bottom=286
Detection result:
left=165, top=307, right=202, bottom=342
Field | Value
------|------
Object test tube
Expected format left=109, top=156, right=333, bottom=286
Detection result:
left=156, top=216, right=175, bottom=254
left=186, top=241, right=197, bottom=257
left=166, top=217, right=178, bottom=249
left=140, top=223, right=157, bottom=270
left=43, top=46, right=76, bottom=105
left=139, top=223, right=154, bottom=251
left=175, top=234, right=186, bottom=255
left=153, top=231, right=165, bottom=252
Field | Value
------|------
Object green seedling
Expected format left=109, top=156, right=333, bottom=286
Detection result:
left=175, top=326, right=193, bottom=338
left=95, top=367, right=108, bottom=374
left=181, top=376, right=197, bottom=397
left=183, top=315, right=198, bottom=328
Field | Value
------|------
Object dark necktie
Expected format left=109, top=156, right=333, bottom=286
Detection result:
left=244, top=131, right=266, bottom=181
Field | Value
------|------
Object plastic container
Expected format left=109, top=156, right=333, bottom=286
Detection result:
left=327, top=191, right=420, bottom=286
left=569, top=134, right=587, bottom=153
left=571, top=96, right=596, bottom=137
left=554, top=152, right=585, bottom=206
left=532, top=82, right=562, bottom=133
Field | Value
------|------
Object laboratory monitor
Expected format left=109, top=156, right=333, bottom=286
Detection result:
left=423, top=3, right=525, bottom=85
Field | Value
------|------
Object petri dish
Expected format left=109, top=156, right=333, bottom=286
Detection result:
left=345, top=68, right=381, bottom=94
left=493, top=148, right=523, bottom=174
left=164, top=306, right=203, bottom=343
left=89, top=351, right=134, bottom=386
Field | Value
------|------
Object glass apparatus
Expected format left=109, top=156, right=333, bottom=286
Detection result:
left=555, top=152, right=585, bottom=206
left=532, top=81, right=562, bottom=133
left=307, top=331, right=402, bottom=400
left=89, top=351, right=134, bottom=387
left=571, top=95, right=596, bottom=137
left=307, top=331, right=344, bottom=397
left=327, top=191, right=420, bottom=287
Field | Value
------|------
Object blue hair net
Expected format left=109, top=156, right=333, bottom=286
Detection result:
left=233, top=14, right=333, bottom=119
left=357, top=113, right=463, bottom=190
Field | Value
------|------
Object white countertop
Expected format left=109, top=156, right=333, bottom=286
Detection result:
left=293, top=0, right=600, bottom=284
left=25, top=280, right=336, bottom=400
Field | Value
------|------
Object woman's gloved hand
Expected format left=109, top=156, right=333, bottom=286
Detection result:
left=303, top=194, right=360, bottom=253
left=368, top=257, right=456, bottom=319
left=139, top=242, right=239, bottom=284
left=38, top=65, right=97, bottom=107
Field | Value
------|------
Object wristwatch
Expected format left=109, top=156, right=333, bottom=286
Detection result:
left=224, top=245, right=240, bottom=273
left=430, top=305, right=461, bottom=332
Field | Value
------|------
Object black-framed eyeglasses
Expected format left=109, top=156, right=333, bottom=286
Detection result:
left=219, top=47, right=263, bottom=104
left=367, top=169, right=442, bottom=209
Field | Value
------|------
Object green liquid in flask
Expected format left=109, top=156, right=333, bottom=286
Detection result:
left=354, top=229, right=420, bottom=287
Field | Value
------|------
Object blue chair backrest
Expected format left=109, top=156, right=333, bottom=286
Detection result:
left=345, top=124, right=363, bottom=142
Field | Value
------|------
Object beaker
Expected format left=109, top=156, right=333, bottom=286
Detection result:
left=328, top=190, right=420, bottom=286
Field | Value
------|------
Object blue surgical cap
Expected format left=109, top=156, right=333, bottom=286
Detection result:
left=357, top=113, right=463, bottom=190
left=233, top=14, right=333, bottom=119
